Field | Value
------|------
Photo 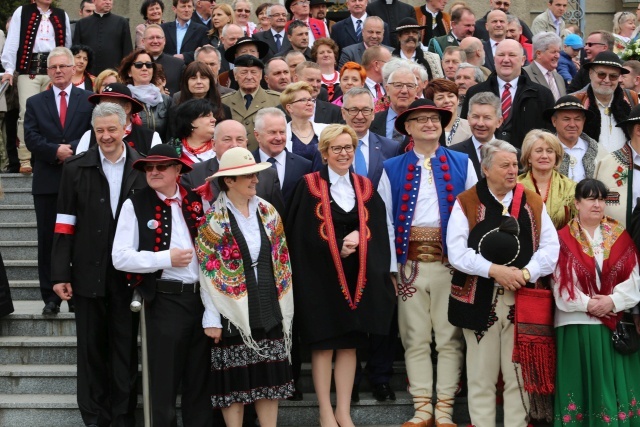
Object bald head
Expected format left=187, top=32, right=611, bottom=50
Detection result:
left=213, top=120, right=249, bottom=159
left=486, top=9, right=507, bottom=41
left=460, top=36, right=485, bottom=67
left=494, top=38, right=525, bottom=81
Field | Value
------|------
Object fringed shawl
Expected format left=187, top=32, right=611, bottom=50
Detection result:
left=196, top=192, right=294, bottom=355
left=517, top=170, right=576, bottom=230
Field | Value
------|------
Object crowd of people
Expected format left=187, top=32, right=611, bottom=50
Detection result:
left=2, top=0, right=640, bottom=426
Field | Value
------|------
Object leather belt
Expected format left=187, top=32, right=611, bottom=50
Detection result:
left=156, top=280, right=200, bottom=294
left=27, top=52, right=50, bottom=75
left=407, top=227, right=444, bottom=262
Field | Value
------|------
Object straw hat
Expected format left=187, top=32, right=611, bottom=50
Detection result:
left=207, top=147, right=271, bottom=181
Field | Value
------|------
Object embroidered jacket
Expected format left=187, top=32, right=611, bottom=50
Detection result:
left=594, top=143, right=635, bottom=228
left=17, top=4, right=67, bottom=74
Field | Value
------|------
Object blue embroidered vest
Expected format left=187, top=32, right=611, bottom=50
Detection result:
left=383, top=146, right=469, bottom=264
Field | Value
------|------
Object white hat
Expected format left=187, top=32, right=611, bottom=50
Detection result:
left=206, top=147, right=271, bottom=181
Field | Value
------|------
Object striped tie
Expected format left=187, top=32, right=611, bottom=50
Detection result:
left=356, top=19, right=362, bottom=42
left=501, top=82, right=512, bottom=122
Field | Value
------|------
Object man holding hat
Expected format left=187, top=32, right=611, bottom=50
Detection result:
left=51, top=103, right=147, bottom=426
left=392, top=18, right=443, bottom=81
left=285, top=0, right=329, bottom=47
left=557, top=33, right=583, bottom=86
left=378, top=99, right=478, bottom=427
left=544, top=95, right=605, bottom=182
left=75, top=83, right=161, bottom=156
left=221, top=55, right=281, bottom=150
left=24, top=46, right=93, bottom=316
left=112, top=144, right=212, bottom=427
left=571, top=51, right=638, bottom=153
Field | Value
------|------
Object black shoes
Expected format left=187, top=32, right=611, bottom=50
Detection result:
left=351, top=385, right=360, bottom=403
left=372, top=383, right=396, bottom=402
left=287, top=382, right=303, bottom=401
left=42, top=301, right=60, bottom=315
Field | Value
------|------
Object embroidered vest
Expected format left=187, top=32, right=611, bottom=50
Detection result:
left=128, top=186, right=204, bottom=301
left=383, top=146, right=468, bottom=264
left=17, top=4, right=67, bottom=74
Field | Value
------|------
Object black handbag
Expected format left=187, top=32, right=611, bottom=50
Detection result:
left=612, top=314, right=640, bottom=355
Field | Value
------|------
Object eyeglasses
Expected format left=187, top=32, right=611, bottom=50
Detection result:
left=388, top=82, right=418, bottom=90
left=290, top=97, right=317, bottom=104
left=407, top=115, right=441, bottom=124
left=133, top=62, right=154, bottom=69
left=269, top=13, right=288, bottom=17
left=47, top=64, right=73, bottom=71
left=330, top=145, right=355, bottom=154
left=343, top=107, right=373, bottom=117
left=592, top=70, right=620, bottom=81
left=143, top=163, right=177, bottom=172
left=584, top=42, right=606, bottom=48
left=235, top=8, right=251, bottom=12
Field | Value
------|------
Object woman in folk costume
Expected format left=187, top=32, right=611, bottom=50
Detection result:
left=195, top=147, right=294, bottom=427
left=286, top=124, right=397, bottom=427
left=518, top=130, right=577, bottom=230
left=553, top=178, right=640, bottom=427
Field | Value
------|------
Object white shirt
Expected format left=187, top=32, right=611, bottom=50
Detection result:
left=497, top=76, right=518, bottom=100
left=1, top=6, right=73, bottom=75
left=75, top=127, right=163, bottom=155
left=350, top=13, right=367, bottom=34
left=400, top=50, right=417, bottom=62
left=490, top=38, right=501, bottom=56
left=560, top=137, right=587, bottom=182
left=259, top=148, right=287, bottom=187
left=446, top=187, right=560, bottom=283
left=328, top=166, right=398, bottom=272
left=553, top=226, right=640, bottom=327
left=52, top=83, right=73, bottom=114
left=270, top=28, right=286, bottom=41
left=631, top=145, right=640, bottom=212
left=596, top=102, right=626, bottom=153
left=377, top=150, right=478, bottom=229
left=98, top=144, right=126, bottom=217
left=365, top=77, right=384, bottom=100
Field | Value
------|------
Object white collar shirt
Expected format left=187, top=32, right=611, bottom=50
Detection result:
left=560, top=137, right=587, bottom=182
left=98, top=144, right=126, bottom=218
left=259, top=148, right=287, bottom=188
left=328, top=166, right=355, bottom=212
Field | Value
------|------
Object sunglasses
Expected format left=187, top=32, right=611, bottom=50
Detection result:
left=133, top=61, right=154, bottom=69
left=144, top=163, right=177, bottom=172
left=584, top=42, right=606, bottom=48
left=592, top=70, right=620, bottom=81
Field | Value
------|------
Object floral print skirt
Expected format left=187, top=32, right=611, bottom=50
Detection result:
left=554, top=324, right=640, bottom=426
left=210, top=326, right=294, bottom=409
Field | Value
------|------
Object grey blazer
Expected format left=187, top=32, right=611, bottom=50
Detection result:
left=523, top=62, right=567, bottom=99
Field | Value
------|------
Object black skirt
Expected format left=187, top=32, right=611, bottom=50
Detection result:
left=210, top=325, right=294, bottom=408
left=308, top=331, right=368, bottom=350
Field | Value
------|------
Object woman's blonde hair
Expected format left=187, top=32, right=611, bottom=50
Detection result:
left=318, top=124, right=357, bottom=164
left=520, top=129, right=564, bottom=173
left=279, top=81, right=314, bottom=110
left=613, top=11, right=635, bottom=35
left=93, top=69, right=119, bottom=94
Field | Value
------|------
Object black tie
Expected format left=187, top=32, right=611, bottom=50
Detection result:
left=244, top=94, right=253, bottom=110
left=275, top=34, right=282, bottom=52
left=267, top=157, right=277, bottom=169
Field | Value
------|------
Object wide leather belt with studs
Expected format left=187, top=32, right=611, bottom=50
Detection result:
left=407, top=227, right=443, bottom=262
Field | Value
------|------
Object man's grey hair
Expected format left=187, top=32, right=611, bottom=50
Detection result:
left=382, top=58, right=412, bottom=84
left=222, top=23, right=243, bottom=37
left=195, top=44, right=221, bottom=61
left=342, top=87, right=374, bottom=106
left=363, top=15, right=384, bottom=29
left=232, top=0, right=252, bottom=12
left=91, top=103, right=126, bottom=127
left=386, top=66, right=419, bottom=86
left=481, top=139, right=518, bottom=170
left=532, top=32, right=562, bottom=55
left=47, top=47, right=75, bottom=67
left=406, top=62, right=429, bottom=83
left=285, top=50, right=305, bottom=63
left=267, top=3, right=286, bottom=16
left=457, top=62, right=485, bottom=83
left=255, top=107, right=286, bottom=131
left=469, top=91, right=501, bottom=118
left=506, top=14, right=521, bottom=27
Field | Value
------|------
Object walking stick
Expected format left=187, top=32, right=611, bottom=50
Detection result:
left=131, top=289, right=151, bottom=427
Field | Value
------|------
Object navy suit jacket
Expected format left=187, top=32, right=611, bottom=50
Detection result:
left=370, top=109, right=410, bottom=149
left=330, top=16, right=391, bottom=51
left=448, top=137, right=481, bottom=178
left=252, top=149, right=312, bottom=206
left=482, top=40, right=496, bottom=73
left=161, top=21, right=210, bottom=64
left=253, top=30, right=291, bottom=61
left=24, top=86, right=94, bottom=195
left=315, top=100, right=344, bottom=124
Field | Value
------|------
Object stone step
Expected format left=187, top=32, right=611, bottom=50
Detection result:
left=0, top=173, right=33, bottom=189
left=0, top=205, right=36, bottom=223
left=1, top=301, right=76, bottom=337
left=6, top=280, right=41, bottom=301
left=0, top=241, right=38, bottom=260
left=0, top=188, right=34, bottom=205
left=0, top=223, right=37, bottom=241
left=5, top=260, right=39, bottom=281
left=0, top=365, right=77, bottom=395
left=0, top=336, right=78, bottom=364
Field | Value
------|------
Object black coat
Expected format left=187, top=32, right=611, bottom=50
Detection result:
left=51, top=145, right=148, bottom=298
left=366, top=0, right=415, bottom=48
left=252, top=148, right=313, bottom=206
left=474, top=12, right=533, bottom=43
left=252, top=29, right=291, bottom=61
left=460, top=73, right=555, bottom=148
left=0, top=253, right=13, bottom=318
left=449, top=137, right=481, bottom=178
left=160, top=21, right=210, bottom=64
left=154, top=53, right=186, bottom=96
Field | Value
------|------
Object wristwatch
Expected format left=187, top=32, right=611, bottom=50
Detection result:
left=521, top=268, right=531, bottom=282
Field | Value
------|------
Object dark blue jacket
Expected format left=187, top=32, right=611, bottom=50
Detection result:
left=557, top=51, right=578, bottom=85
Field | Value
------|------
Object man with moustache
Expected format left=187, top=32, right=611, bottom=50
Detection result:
left=310, top=0, right=336, bottom=31
left=253, top=4, right=291, bottom=60
left=366, top=0, right=416, bottom=48
left=52, top=103, right=147, bottom=427
left=264, top=57, right=291, bottom=92
left=428, top=7, right=475, bottom=58
left=461, top=39, right=555, bottom=148
left=338, top=16, right=391, bottom=69
left=460, top=36, right=492, bottom=78
left=480, top=9, right=508, bottom=73
left=414, top=0, right=450, bottom=47
left=393, top=18, right=442, bottom=81
left=567, top=31, right=614, bottom=93
left=143, top=24, right=186, bottom=96
left=454, top=63, right=485, bottom=110
left=474, top=0, right=533, bottom=42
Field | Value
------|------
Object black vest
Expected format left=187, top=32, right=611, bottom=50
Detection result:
left=17, top=4, right=67, bottom=74
left=89, top=125, right=156, bottom=156
left=128, top=186, right=202, bottom=301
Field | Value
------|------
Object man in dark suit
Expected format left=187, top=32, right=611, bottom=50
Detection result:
left=142, top=24, right=186, bottom=96
left=51, top=103, right=147, bottom=427
left=474, top=0, right=533, bottom=42
left=449, top=91, right=503, bottom=178
left=338, top=16, right=391, bottom=69
left=161, top=0, right=210, bottom=64
left=366, top=0, right=415, bottom=48
left=331, top=0, right=391, bottom=51
left=294, top=62, right=344, bottom=124
left=180, top=119, right=285, bottom=214
left=481, top=10, right=508, bottom=73
left=461, top=39, right=555, bottom=149
left=24, top=47, right=94, bottom=315
left=191, top=0, right=213, bottom=29
left=370, top=66, right=416, bottom=147
left=253, top=4, right=291, bottom=61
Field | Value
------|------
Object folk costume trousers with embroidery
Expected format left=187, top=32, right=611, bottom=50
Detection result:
left=17, top=74, right=50, bottom=166
left=398, top=260, right=463, bottom=422
left=462, top=288, right=529, bottom=427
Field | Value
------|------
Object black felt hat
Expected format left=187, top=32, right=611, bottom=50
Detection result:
left=392, top=17, right=427, bottom=34
left=132, top=144, right=193, bottom=173
left=583, top=51, right=630, bottom=74
left=616, top=104, right=640, bottom=128
left=88, top=83, right=144, bottom=114
left=394, top=99, right=453, bottom=136
left=477, top=217, right=521, bottom=266
left=232, top=54, right=266, bottom=70
left=543, top=95, right=596, bottom=122
left=224, top=37, right=270, bottom=63
left=309, top=0, right=335, bottom=6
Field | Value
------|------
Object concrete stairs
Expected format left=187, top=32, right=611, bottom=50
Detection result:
left=0, top=173, right=483, bottom=426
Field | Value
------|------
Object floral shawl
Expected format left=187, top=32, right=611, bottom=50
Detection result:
left=195, top=192, right=294, bottom=355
